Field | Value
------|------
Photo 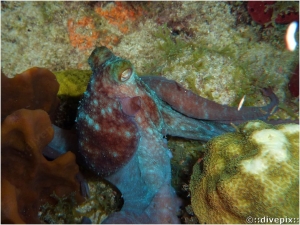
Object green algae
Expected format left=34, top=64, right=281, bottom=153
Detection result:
left=144, top=19, right=298, bottom=121
left=54, top=69, right=92, bottom=97
left=40, top=2, right=60, bottom=23
left=53, top=69, right=92, bottom=128
left=277, top=103, right=299, bottom=120
left=135, top=2, right=298, bottom=120
left=149, top=24, right=236, bottom=77
left=185, top=74, right=201, bottom=96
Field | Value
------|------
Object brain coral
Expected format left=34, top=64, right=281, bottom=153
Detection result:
left=190, top=120, right=299, bottom=224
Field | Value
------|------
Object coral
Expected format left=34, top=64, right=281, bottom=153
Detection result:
left=1, top=109, right=84, bottom=223
left=1, top=67, right=60, bottom=121
left=94, top=2, right=144, bottom=34
left=190, top=120, right=299, bottom=224
left=67, top=16, right=99, bottom=51
left=1, top=3, right=299, bottom=223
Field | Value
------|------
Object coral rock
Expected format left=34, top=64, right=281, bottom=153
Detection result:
left=1, top=109, right=84, bottom=223
left=190, top=120, right=299, bottom=224
left=1, top=67, right=60, bottom=121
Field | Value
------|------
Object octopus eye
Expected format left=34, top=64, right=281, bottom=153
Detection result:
left=120, top=68, right=132, bottom=82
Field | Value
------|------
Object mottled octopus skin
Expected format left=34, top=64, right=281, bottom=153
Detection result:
left=141, top=76, right=279, bottom=123
left=76, top=46, right=279, bottom=223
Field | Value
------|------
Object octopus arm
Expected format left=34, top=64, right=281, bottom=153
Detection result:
left=141, top=76, right=279, bottom=122
left=160, top=101, right=235, bottom=141
left=45, top=124, right=78, bottom=158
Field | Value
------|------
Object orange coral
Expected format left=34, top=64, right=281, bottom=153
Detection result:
left=95, top=2, right=143, bottom=34
left=1, top=67, right=60, bottom=122
left=1, top=109, right=84, bottom=223
left=67, top=16, right=99, bottom=51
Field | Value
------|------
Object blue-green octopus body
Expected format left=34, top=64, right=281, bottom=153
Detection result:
left=76, top=46, right=279, bottom=223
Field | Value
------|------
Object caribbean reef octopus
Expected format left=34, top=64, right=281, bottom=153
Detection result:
left=75, top=46, right=279, bottom=223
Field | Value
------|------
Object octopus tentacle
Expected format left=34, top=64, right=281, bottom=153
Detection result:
left=160, top=101, right=235, bottom=141
left=141, top=76, right=279, bottom=122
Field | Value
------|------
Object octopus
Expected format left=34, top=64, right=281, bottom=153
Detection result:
left=75, top=46, right=279, bottom=223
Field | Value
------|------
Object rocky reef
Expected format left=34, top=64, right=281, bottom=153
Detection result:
left=1, top=1, right=299, bottom=224
left=190, top=120, right=299, bottom=224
